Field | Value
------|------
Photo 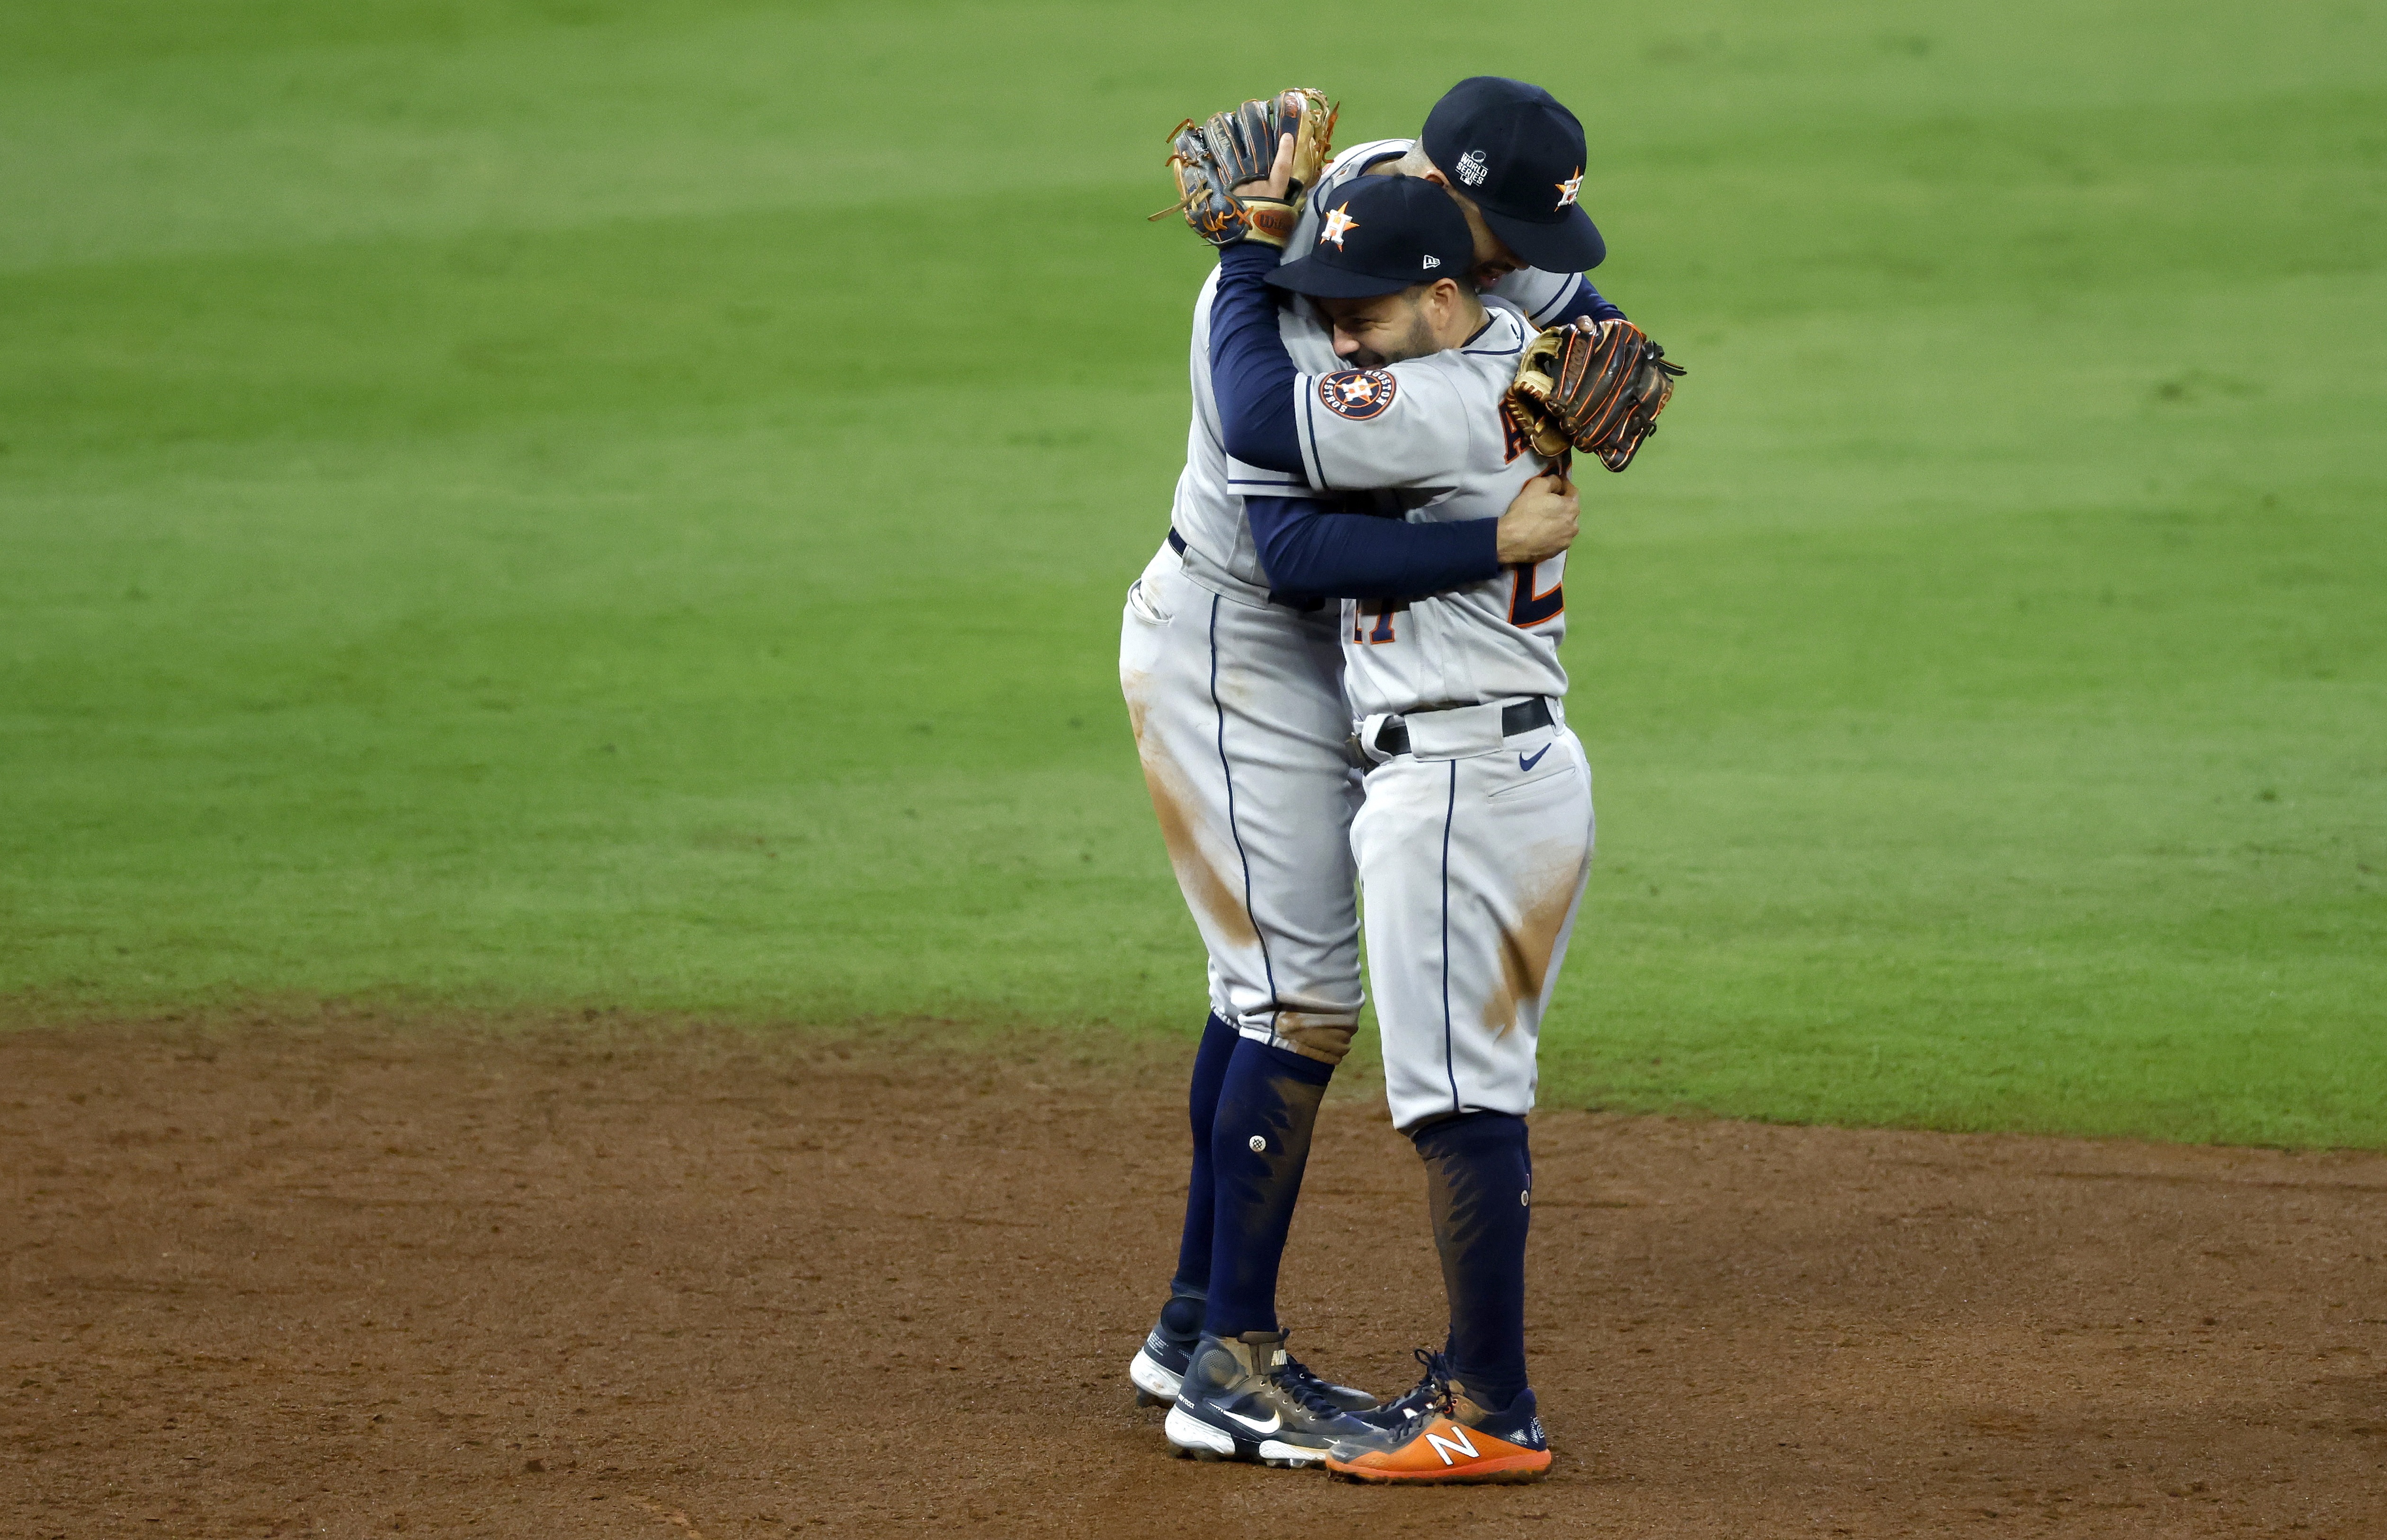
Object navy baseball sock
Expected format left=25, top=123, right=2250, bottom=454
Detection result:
left=1203, top=1036, right=1335, bottom=1338
left=1412, top=1110, right=1533, bottom=1414
left=1168, top=1012, right=1242, bottom=1299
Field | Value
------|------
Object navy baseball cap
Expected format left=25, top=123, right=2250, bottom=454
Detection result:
left=1422, top=76, right=1605, bottom=272
left=1265, top=176, right=1475, bottom=300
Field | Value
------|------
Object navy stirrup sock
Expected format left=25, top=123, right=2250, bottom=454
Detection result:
left=1169, top=1013, right=1242, bottom=1300
left=1412, top=1110, right=1533, bottom=1412
left=1203, top=1036, right=1336, bottom=1337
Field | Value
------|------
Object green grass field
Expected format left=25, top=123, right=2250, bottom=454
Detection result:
left=3, top=0, right=2381, bottom=1145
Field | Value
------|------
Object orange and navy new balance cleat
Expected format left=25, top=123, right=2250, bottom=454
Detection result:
left=1325, top=1358, right=1550, bottom=1485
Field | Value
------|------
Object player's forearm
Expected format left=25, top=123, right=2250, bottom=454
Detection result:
left=1548, top=276, right=1625, bottom=326
left=1208, top=241, right=1305, bottom=475
left=1247, top=496, right=1502, bottom=601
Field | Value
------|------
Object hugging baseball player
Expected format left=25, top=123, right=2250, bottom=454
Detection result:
left=1122, top=78, right=1682, bottom=1482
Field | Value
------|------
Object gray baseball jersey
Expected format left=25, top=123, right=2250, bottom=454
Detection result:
left=1229, top=299, right=1570, bottom=721
left=1165, top=267, right=1330, bottom=607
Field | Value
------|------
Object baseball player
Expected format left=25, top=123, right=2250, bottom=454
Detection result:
left=1123, top=80, right=1621, bottom=1464
left=1175, top=151, right=1610, bottom=1482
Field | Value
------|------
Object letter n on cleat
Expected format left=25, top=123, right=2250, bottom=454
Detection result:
left=1425, top=1426, right=1479, bottom=1466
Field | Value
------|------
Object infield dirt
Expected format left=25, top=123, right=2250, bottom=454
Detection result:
left=4, top=1019, right=2381, bottom=1538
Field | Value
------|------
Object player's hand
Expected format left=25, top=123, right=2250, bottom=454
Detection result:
left=1232, top=132, right=1296, bottom=203
left=1495, top=473, right=1579, bottom=564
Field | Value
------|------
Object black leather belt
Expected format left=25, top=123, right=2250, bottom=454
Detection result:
left=1372, top=697, right=1552, bottom=758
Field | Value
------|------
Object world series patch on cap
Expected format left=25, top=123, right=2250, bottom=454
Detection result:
left=1264, top=176, right=1476, bottom=300
left=1422, top=76, right=1605, bottom=273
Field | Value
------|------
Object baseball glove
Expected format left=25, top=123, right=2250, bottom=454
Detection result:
left=1151, top=88, right=1338, bottom=249
left=1506, top=320, right=1687, bottom=472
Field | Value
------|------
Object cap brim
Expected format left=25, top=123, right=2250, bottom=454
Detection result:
left=1482, top=204, right=1604, bottom=272
left=1264, top=259, right=1420, bottom=300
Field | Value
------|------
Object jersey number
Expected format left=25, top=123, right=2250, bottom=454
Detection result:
left=1508, top=563, right=1564, bottom=627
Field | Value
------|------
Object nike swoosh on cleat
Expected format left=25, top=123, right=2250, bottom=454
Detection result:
left=1518, top=745, right=1551, bottom=772
left=1220, top=1408, right=1283, bottom=1436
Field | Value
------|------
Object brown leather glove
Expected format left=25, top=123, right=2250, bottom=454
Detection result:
left=1508, top=320, right=1687, bottom=472
left=1153, top=89, right=1338, bottom=249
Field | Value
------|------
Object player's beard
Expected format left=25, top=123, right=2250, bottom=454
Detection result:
left=1346, top=297, right=1439, bottom=369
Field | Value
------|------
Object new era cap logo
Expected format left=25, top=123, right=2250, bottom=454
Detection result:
left=1422, top=254, right=1441, bottom=269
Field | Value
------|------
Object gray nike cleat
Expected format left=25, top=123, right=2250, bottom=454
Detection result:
left=1128, top=1293, right=1203, bottom=1406
left=1281, top=1353, right=1378, bottom=1414
left=1131, top=1299, right=1375, bottom=1412
left=1163, top=1330, right=1382, bottom=1467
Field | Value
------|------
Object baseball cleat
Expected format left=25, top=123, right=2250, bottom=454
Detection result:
left=1284, top=1355, right=1379, bottom=1415
left=1130, top=1329, right=1193, bottom=1406
left=1165, top=1330, right=1382, bottom=1468
left=1326, top=1358, right=1551, bottom=1484
left=1353, top=1346, right=1455, bottom=1431
left=1131, top=1300, right=1375, bottom=1412
left=1128, top=1291, right=1204, bottom=1406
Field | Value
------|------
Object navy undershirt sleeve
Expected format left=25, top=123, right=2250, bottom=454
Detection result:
left=1546, top=275, right=1626, bottom=326
left=1208, top=242, right=1306, bottom=474
left=1247, top=494, right=1502, bottom=603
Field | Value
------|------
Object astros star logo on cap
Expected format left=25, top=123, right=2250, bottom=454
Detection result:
left=1554, top=168, right=1582, bottom=210
left=1320, top=205, right=1360, bottom=249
